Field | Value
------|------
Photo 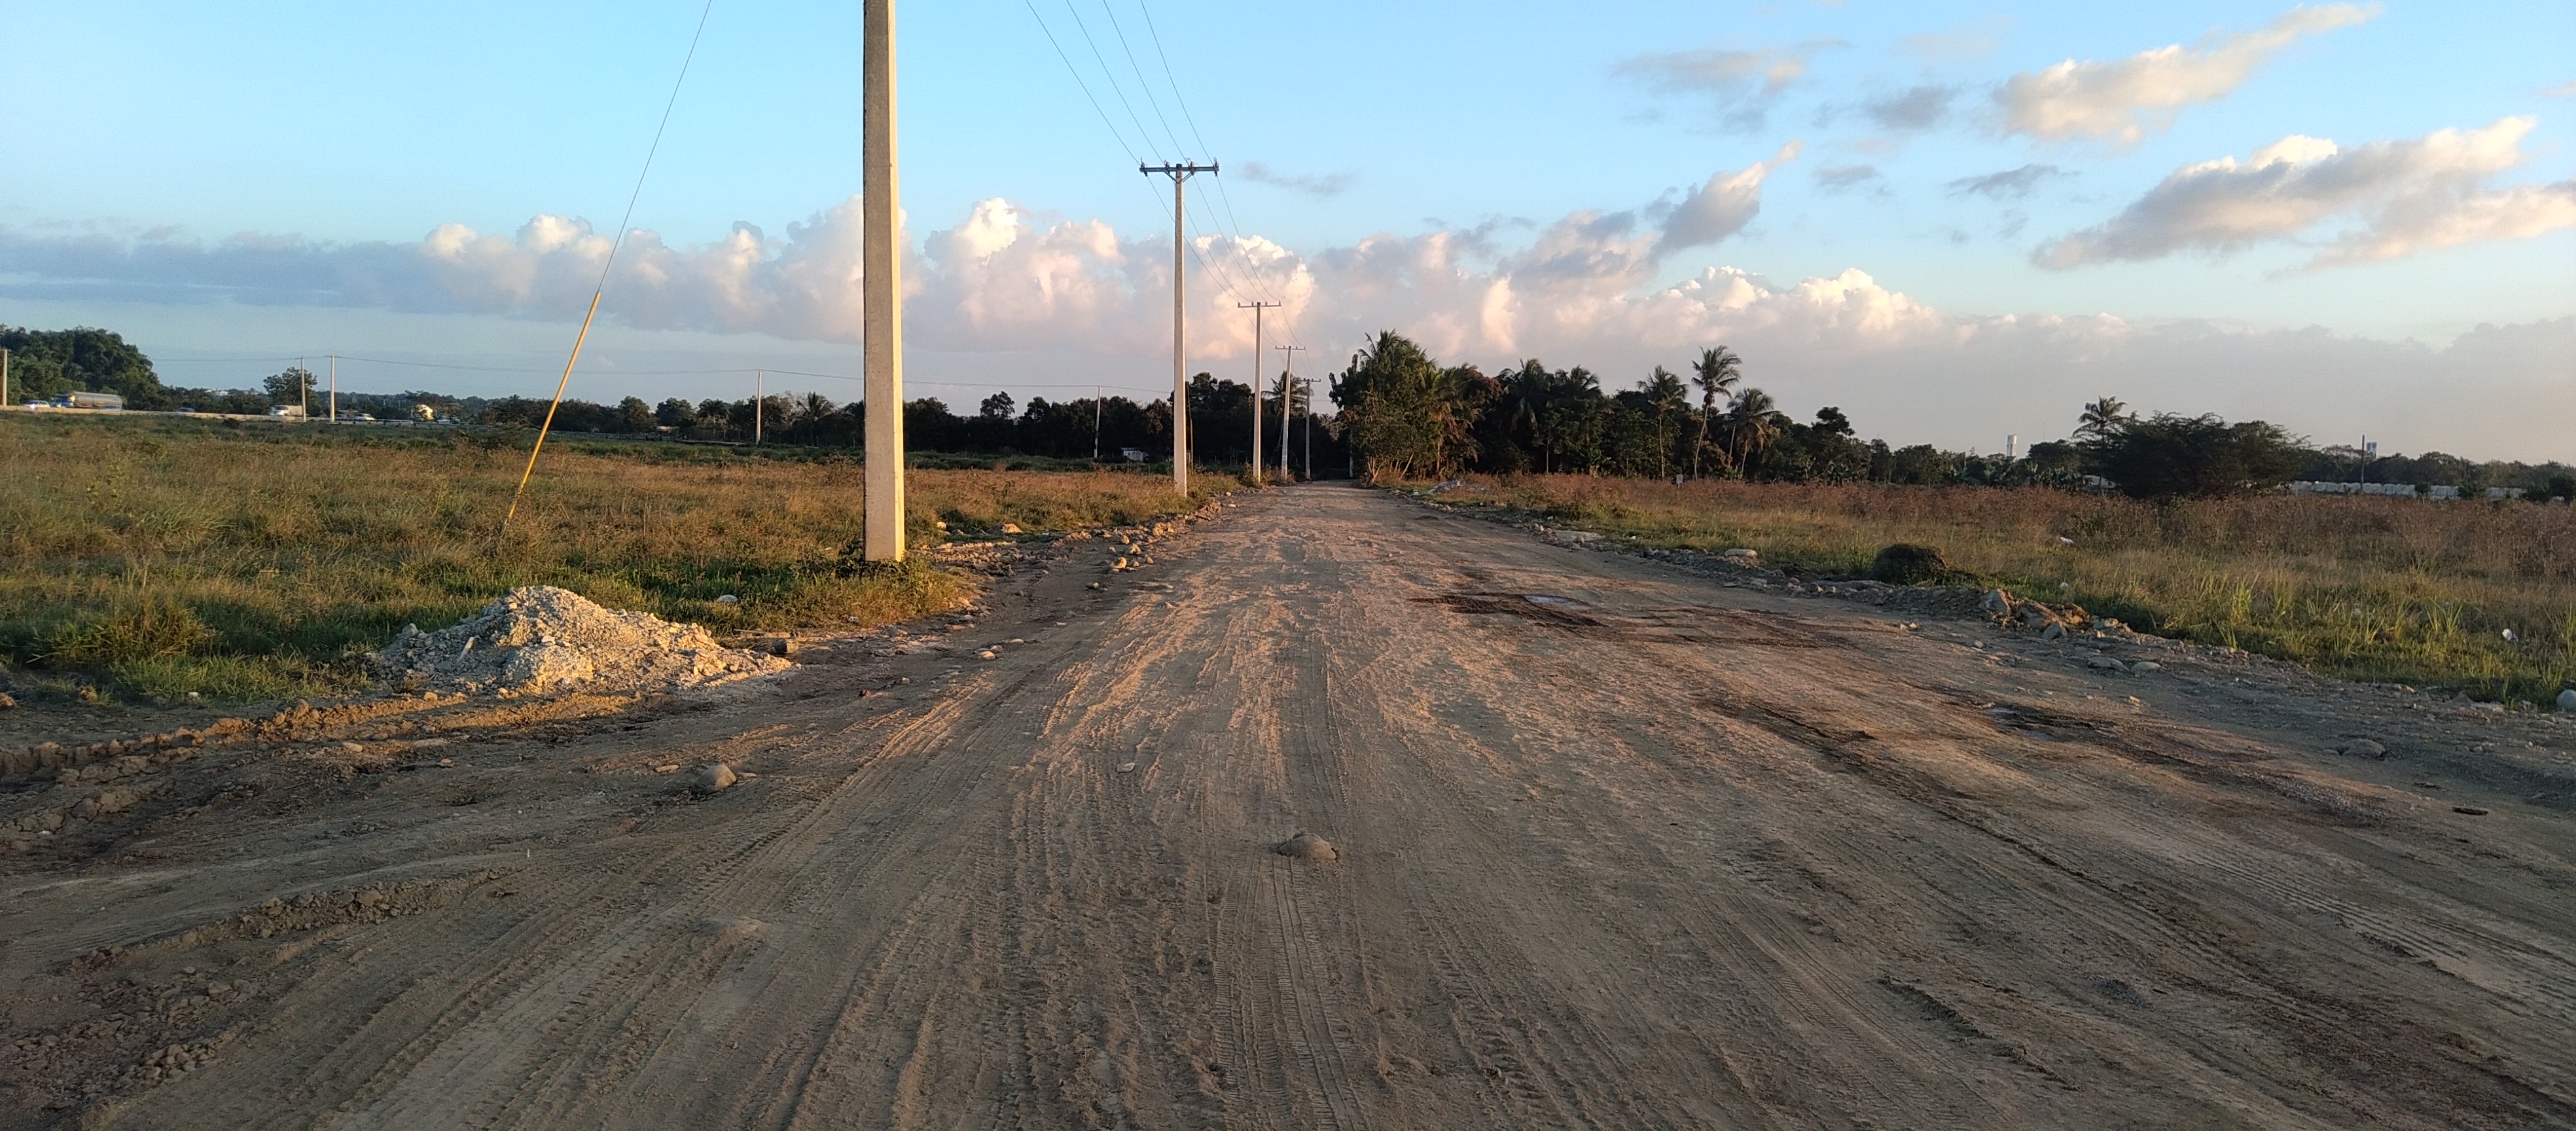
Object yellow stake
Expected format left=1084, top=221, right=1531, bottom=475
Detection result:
left=501, top=291, right=605, bottom=536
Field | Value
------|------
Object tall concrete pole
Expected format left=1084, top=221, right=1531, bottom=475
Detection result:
left=1236, top=300, right=1278, bottom=484
left=328, top=355, right=337, bottom=424
left=1274, top=344, right=1305, bottom=480
left=1141, top=161, right=1215, bottom=494
left=863, top=0, right=906, bottom=560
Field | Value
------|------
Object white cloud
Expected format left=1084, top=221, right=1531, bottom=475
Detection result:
left=1615, top=40, right=1842, bottom=132
left=1947, top=164, right=2071, bottom=200
left=2037, top=117, right=2576, bottom=269
left=1861, top=84, right=1957, bottom=131
left=1658, top=141, right=1801, bottom=253
left=1997, top=5, right=2378, bottom=144
left=5, top=177, right=2571, bottom=459
left=1237, top=162, right=1354, bottom=198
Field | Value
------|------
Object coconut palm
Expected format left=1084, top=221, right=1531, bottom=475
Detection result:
left=1640, top=366, right=1690, bottom=478
left=2076, top=396, right=2132, bottom=439
left=1690, top=346, right=1743, bottom=479
left=1724, top=386, right=1787, bottom=476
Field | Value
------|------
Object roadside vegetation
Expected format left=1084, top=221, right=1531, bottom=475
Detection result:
left=0, top=412, right=1220, bottom=704
left=1431, top=475, right=2576, bottom=706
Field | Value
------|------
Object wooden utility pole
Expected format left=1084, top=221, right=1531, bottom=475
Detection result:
left=1274, top=344, right=1305, bottom=480
left=1236, top=300, right=1278, bottom=483
left=863, top=0, right=906, bottom=560
left=3, top=349, right=10, bottom=408
left=1141, top=160, right=1216, bottom=494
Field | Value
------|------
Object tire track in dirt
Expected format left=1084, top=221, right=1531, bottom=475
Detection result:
left=21, top=484, right=2575, bottom=1130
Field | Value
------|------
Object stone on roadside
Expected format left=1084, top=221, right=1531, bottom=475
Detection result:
left=2130, top=660, right=2162, bottom=672
left=1274, top=831, right=1337, bottom=861
left=2560, top=688, right=2576, bottom=713
left=1867, top=544, right=1950, bottom=586
left=2041, top=622, right=2067, bottom=641
left=698, top=763, right=737, bottom=791
left=2343, top=739, right=2387, bottom=759
left=2086, top=656, right=2126, bottom=671
left=1981, top=589, right=2012, bottom=615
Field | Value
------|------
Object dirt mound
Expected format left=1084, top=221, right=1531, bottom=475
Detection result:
left=372, top=586, right=787, bottom=697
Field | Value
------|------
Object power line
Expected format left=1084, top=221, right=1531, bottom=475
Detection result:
left=1096, top=0, right=1188, bottom=159
left=1058, top=0, right=1162, bottom=163
left=507, top=0, right=721, bottom=533
left=1020, top=0, right=1145, bottom=164
left=1132, top=1, right=1259, bottom=290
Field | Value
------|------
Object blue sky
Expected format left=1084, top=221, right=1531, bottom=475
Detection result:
left=3, top=1, right=2571, bottom=458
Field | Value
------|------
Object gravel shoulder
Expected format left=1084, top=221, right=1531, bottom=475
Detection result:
left=3, top=483, right=2571, bottom=1129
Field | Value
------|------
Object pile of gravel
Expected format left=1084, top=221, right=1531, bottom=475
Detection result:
left=373, top=586, right=787, bottom=697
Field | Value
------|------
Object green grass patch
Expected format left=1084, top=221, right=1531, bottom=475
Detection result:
left=0, top=413, right=1218, bottom=704
left=1429, top=475, right=2576, bottom=706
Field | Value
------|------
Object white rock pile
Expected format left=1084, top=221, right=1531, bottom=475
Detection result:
left=373, top=586, right=788, bottom=697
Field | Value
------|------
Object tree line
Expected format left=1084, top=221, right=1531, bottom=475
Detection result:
left=1327, top=331, right=2574, bottom=501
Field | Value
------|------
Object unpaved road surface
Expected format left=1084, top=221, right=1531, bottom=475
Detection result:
left=7, top=484, right=2575, bottom=1129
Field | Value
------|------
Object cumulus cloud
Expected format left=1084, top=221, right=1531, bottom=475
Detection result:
left=1947, top=164, right=2069, bottom=200
left=1997, top=5, right=2378, bottom=143
left=1615, top=40, right=1841, bottom=131
left=1658, top=141, right=1802, bottom=254
left=2037, top=117, right=2576, bottom=269
left=7, top=188, right=2568, bottom=457
left=1237, top=162, right=1353, bottom=199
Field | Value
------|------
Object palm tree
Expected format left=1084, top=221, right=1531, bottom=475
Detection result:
left=1725, top=386, right=1787, bottom=477
left=1640, top=366, right=1690, bottom=478
left=2076, top=396, right=2131, bottom=439
left=1690, top=346, right=1742, bottom=479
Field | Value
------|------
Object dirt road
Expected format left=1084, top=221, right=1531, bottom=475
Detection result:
left=7, top=484, right=2575, bottom=1129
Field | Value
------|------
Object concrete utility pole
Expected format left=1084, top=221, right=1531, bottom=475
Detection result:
left=299, top=357, right=309, bottom=420
left=754, top=370, right=764, bottom=445
left=1092, top=385, right=1102, bottom=464
left=1302, top=377, right=1315, bottom=479
left=1236, top=300, right=1278, bottom=483
left=1274, top=344, right=1305, bottom=480
left=863, top=0, right=906, bottom=560
left=3, top=348, right=10, bottom=408
left=329, top=355, right=338, bottom=424
left=1141, top=160, right=1217, bottom=495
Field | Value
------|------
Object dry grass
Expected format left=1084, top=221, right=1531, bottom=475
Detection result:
left=0, top=413, right=1220, bottom=703
left=1436, top=475, right=2576, bottom=706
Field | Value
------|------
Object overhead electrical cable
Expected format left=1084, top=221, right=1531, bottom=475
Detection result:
left=1058, top=0, right=1163, bottom=163
left=1020, top=0, right=1147, bottom=164
left=503, top=0, right=719, bottom=535
left=1096, top=1, right=1189, bottom=159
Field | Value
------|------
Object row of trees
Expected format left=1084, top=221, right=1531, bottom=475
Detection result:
left=1327, top=332, right=2575, bottom=500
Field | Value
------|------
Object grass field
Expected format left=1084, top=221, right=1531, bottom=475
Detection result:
left=1431, top=475, right=2576, bottom=707
left=0, top=412, right=1223, bottom=704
